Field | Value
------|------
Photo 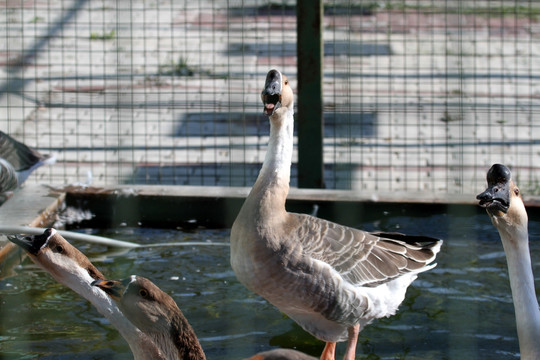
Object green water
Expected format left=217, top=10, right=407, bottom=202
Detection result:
left=1, top=206, right=539, bottom=359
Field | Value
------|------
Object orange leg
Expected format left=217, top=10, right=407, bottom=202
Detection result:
left=343, top=325, right=360, bottom=360
left=320, top=342, right=336, bottom=360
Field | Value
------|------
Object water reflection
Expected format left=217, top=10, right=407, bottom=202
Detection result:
left=1, top=208, right=539, bottom=359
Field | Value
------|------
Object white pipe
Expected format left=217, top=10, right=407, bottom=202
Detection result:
left=0, top=226, right=230, bottom=249
left=0, top=226, right=140, bottom=248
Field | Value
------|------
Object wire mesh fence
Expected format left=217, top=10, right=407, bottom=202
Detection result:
left=1, top=0, right=539, bottom=197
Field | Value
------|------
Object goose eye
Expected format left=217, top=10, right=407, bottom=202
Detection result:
left=514, top=187, right=519, bottom=196
left=139, top=289, right=149, bottom=298
left=87, top=268, right=97, bottom=279
left=284, top=79, right=288, bottom=85
left=53, top=245, right=64, bottom=253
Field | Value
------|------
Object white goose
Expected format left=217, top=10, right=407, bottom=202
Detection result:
left=477, top=164, right=540, bottom=359
left=9, top=228, right=317, bottom=360
left=230, top=69, right=443, bottom=360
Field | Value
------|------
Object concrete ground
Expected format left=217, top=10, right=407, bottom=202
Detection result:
left=1, top=0, right=540, bottom=200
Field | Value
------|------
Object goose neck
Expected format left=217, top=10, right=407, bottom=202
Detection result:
left=500, top=231, right=540, bottom=358
left=85, top=288, right=165, bottom=359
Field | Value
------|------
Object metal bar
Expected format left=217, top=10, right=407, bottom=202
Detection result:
left=296, top=0, right=324, bottom=188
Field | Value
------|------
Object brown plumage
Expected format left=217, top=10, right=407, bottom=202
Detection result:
left=8, top=229, right=174, bottom=360
left=94, top=276, right=206, bottom=360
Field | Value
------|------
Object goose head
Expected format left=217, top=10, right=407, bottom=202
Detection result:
left=8, top=228, right=105, bottom=287
left=93, top=275, right=206, bottom=360
left=93, top=275, right=179, bottom=334
left=261, top=69, right=293, bottom=117
left=477, top=164, right=528, bottom=239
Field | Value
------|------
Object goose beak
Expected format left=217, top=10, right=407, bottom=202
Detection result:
left=261, top=69, right=282, bottom=116
left=7, top=228, right=55, bottom=255
left=92, top=278, right=129, bottom=301
left=476, top=164, right=511, bottom=215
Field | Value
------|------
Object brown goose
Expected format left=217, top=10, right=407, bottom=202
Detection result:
left=230, top=69, right=443, bottom=360
left=9, top=228, right=316, bottom=360
left=8, top=229, right=164, bottom=360
left=477, top=164, right=540, bottom=359
left=93, top=275, right=206, bottom=360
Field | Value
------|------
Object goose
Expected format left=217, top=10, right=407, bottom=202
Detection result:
left=0, top=131, right=55, bottom=195
left=476, top=163, right=540, bottom=359
left=230, top=69, right=443, bottom=360
left=9, top=228, right=317, bottom=360
left=8, top=228, right=171, bottom=360
left=93, top=275, right=206, bottom=360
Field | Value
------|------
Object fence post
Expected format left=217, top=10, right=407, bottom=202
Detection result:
left=297, top=0, right=324, bottom=189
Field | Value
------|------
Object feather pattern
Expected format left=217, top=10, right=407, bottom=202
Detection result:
left=0, top=131, right=55, bottom=193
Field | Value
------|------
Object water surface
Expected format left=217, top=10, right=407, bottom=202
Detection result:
left=1, top=206, right=539, bottom=359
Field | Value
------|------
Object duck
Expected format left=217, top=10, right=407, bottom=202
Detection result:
left=476, top=164, right=540, bottom=359
left=230, top=69, right=443, bottom=360
left=8, top=228, right=317, bottom=360
left=0, top=131, right=55, bottom=195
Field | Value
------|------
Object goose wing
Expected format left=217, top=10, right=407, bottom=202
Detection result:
left=0, top=158, right=19, bottom=193
left=0, top=131, right=51, bottom=171
left=290, top=213, right=441, bottom=287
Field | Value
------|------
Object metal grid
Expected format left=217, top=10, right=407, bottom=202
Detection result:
left=1, top=1, right=539, bottom=196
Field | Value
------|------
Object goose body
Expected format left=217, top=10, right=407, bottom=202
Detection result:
left=230, top=69, right=442, bottom=359
left=477, top=164, right=540, bottom=359
left=0, top=131, right=55, bottom=194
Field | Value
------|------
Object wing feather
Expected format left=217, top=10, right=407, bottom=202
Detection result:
left=291, top=213, right=442, bottom=287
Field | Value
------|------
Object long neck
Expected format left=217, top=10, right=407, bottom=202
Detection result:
left=83, top=286, right=166, bottom=360
left=248, top=108, right=294, bottom=214
left=42, top=265, right=165, bottom=360
left=499, top=228, right=540, bottom=359
left=161, top=312, right=206, bottom=360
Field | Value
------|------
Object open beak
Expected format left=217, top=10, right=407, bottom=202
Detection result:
left=7, top=228, right=55, bottom=255
left=261, top=69, right=282, bottom=116
left=476, top=164, right=512, bottom=215
left=92, top=278, right=129, bottom=301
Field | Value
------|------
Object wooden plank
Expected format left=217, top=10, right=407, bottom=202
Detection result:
left=0, top=185, right=64, bottom=278
left=2, top=183, right=539, bottom=233
left=58, top=185, right=499, bottom=230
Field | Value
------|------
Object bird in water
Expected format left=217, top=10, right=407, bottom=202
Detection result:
left=8, top=228, right=163, bottom=360
left=94, top=275, right=318, bottom=360
left=230, top=69, right=443, bottom=360
left=8, top=228, right=317, bottom=360
left=477, top=164, right=540, bottom=360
